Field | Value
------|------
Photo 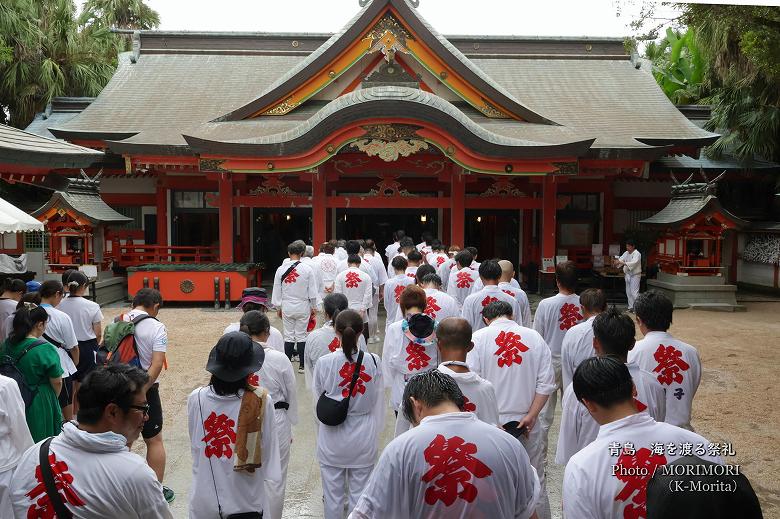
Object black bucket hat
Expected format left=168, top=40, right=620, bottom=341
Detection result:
left=407, top=313, right=436, bottom=339
left=206, top=332, right=265, bottom=382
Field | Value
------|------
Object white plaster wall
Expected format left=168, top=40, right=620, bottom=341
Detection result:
left=737, top=260, right=775, bottom=287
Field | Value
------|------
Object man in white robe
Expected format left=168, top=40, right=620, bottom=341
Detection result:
left=350, top=370, right=541, bottom=519
left=446, top=250, right=478, bottom=307
left=532, top=260, right=583, bottom=459
left=0, top=375, right=32, bottom=516
left=556, top=307, right=666, bottom=466
left=11, top=365, right=172, bottom=519
left=334, top=255, right=373, bottom=340
left=615, top=239, right=642, bottom=312
left=497, top=260, right=531, bottom=327
left=382, top=256, right=415, bottom=327
left=467, top=300, right=555, bottom=519
left=425, top=241, right=448, bottom=269
left=404, top=249, right=423, bottom=280
left=562, top=357, right=721, bottom=519
left=420, top=274, right=459, bottom=322
left=312, top=242, right=340, bottom=303
left=272, top=240, right=318, bottom=369
left=362, top=241, right=388, bottom=342
left=384, top=230, right=405, bottom=263
left=628, top=291, right=701, bottom=430
left=461, top=260, right=523, bottom=332
left=223, top=287, right=285, bottom=354
left=560, top=288, right=606, bottom=389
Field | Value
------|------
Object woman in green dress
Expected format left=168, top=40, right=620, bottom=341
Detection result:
left=1, top=301, right=63, bottom=442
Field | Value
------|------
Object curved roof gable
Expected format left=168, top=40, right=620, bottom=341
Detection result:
left=215, top=0, right=556, bottom=124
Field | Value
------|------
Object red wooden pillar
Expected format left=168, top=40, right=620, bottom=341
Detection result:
left=155, top=178, right=168, bottom=246
left=542, top=175, right=557, bottom=264
left=312, top=168, right=327, bottom=247
left=450, top=168, right=465, bottom=247
left=218, top=172, right=233, bottom=263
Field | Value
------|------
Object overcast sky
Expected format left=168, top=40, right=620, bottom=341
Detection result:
left=102, top=0, right=690, bottom=37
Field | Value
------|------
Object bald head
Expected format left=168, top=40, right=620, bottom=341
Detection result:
left=498, top=260, right=515, bottom=283
left=436, top=317, right=473, bottom=352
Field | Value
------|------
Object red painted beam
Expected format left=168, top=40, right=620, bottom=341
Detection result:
left=464, top=198, right=542, bottom=210
left=155, top=181, right=168, bottom=246
left=450, top=168, right=465, bottom=247
left=312, top=169, right=327, bottom=247
left=326, top=196, right=449, bottom=209
left=218, top=173, right=233, bottom=263
left=542, top=176, right=557, bottom=266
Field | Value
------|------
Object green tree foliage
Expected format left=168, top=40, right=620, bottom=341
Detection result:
left=0, top=0, right=159, bottom=128
left=645, top=27, right=705, bottom=105
left=684, top=5, right=780, bottom=162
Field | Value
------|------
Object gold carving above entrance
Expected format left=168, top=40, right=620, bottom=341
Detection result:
left=367, top=175, right=418, bottom=197
left=351, top=124, right=429, bottom=162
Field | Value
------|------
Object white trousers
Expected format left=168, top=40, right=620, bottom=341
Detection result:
left=625, top=273, right=640, bottom=310
left=520, top=423, right=551, bottom=519
left=320, top=464, right=373, bottom=519
left=0, top=469, right=12, bottom=519
left=538, top=357, right=562, bottom=510
left=368, top=291, right=379, bottom=339
left=282, top=311, right=309, bottom=342
left=264, top=412, right=292, bottom=519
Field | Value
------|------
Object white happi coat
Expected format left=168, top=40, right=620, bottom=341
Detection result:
left=364, top=253, right=388, bottom=288
left=628, top=331, right=701, bottom=430
left=497, top=281, right=531, bottom=328
left=416, top=241, right=431, bottom=255
left=422, top=288, right=459, bottom=322
left=556, top=362, right=667, bottom=465
left=563, top=413, right=722, bottom=519
left=438, top=363, right=500, bottom=426
left=425, top=252, right=448, bottom=269
left=533, top=293, right=583, bottom=361
left=461, top=285, right=522, bottom=332
left=404, top=266, right=418, bottom=281
left=335, top=247, right=347, bottom=261
left=313, top=350, right=384, bottom=468
left=337, top=258, right=377, bottom=287
left=271, top=260, right=318, bottom=316
left=303, top=323, right=367, bottom=390
left=383, top=318, right=440, bottom=411
left=383, top=274, right=415, bottom=325
left=467, top=318, right=556, bottom=424
left=437, top=257, right=456, bottom=291
left=334, top=267, right=373, bottom=321
left=0, top=375, right=32, bottom=513
left=387, top=252, right=407, bottom=278
left=385, top=241, right=400, bottom=262
left=560, top=315, right=596, bottom=389
left=223, top=322, right=285, bottom=354
left=312, top=253, right=339, bottom=296
left=446, top=266, right=478, bottom=307
left=249, top=344, right=298, bottom=519
left=11, top=422, right=172, bottom=519
left=350, top=412, right=541, bottom=519
left=187, top=386, right=281, bottom=519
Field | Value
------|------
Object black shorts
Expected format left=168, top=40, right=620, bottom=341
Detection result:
left=58, top=376, right=73, bottom=409
left=73, top=338, right=99, bottom=382
left=142, top=383, right=163, bottom=439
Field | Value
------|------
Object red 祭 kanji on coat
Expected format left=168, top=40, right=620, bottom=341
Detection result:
left=202, top=412, right=236, bottom=459
left=26, top=454, right=86, bottom=518
left=421, top=434, right=493, bottom=506
left=558, top=303, right=583, bottom=331
left=493, top=330, right=530, bottom=368
left=652, top=344, right=690, bottom=385
left=338, top=361, right=372, bottom=397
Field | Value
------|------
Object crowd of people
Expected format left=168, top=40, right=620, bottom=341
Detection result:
left=0, top=232, right=763, bottom=519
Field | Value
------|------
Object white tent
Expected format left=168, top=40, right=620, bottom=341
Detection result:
left=0, top=196, right=43, bottom=234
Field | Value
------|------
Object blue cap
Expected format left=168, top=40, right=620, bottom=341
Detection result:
left=25, top=280, right=41, bottom=293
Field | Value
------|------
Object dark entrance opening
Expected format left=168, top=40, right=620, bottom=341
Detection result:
left=465, top=209, right=521, bottom=269
left=335, top=208, right=437, bottom=257
left=253, top=208, right=312, bottom=274
left=171, top=191, right=219, bottom=248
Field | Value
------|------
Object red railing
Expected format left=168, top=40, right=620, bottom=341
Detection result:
left=110, top=244, right=219, bottom=266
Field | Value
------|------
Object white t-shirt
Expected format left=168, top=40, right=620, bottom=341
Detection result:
left=11, top=422, right=172, bottom=519
left=467, top=318, right=556, bottom=424
left=556, top=362, right=667, bottom=465
left=350, top=412, right=540, bottom=519
left=122, top=309, right=167, bottom=383
left=563, top=413, right=722, bottom=519
left=271, top=260, right=319, bottom=316
left=446, top=266, right=478, bottom=307
left=422, top=288, right=459, bottom=322
left=313, top=350, right=384, bottom=468
left=532, top=292, right=583, bottom=359
left=187, top=387, right=281, bottom=519
left=560, top=315, right=596, bottom=389
left=41, top=303, right=79, bottom=376
left=628, top=331, right=701, bottom=430
left=460, top=285, right=522, bottom=332
left=0, top=375, right=33, bottom=473
left=223, top=322, right=284, bottom=354
left=0, top=298, right=18, bottom=343
left=57, top=296, right=103, bottom=341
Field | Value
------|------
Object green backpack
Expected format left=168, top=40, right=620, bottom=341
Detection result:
left=97, top=314, right=155, bottom=368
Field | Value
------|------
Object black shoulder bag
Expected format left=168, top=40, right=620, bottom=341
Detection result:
left=280, top=261, right=300, bottom=284
left=316, top=350, right=365, bottom=426
left=39, top=437, right=73, bottom=519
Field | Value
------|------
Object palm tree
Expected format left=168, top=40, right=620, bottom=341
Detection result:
left=79, top=0, right=160, bottom=50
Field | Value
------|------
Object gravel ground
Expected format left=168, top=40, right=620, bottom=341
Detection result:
left=101, top=301, right=780, bottom=518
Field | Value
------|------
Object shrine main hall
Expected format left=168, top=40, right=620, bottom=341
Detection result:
left=33, top=0, right=719, bottom=275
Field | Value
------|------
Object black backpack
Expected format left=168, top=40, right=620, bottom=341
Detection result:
left=0, top=339, right=48, bottom=409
